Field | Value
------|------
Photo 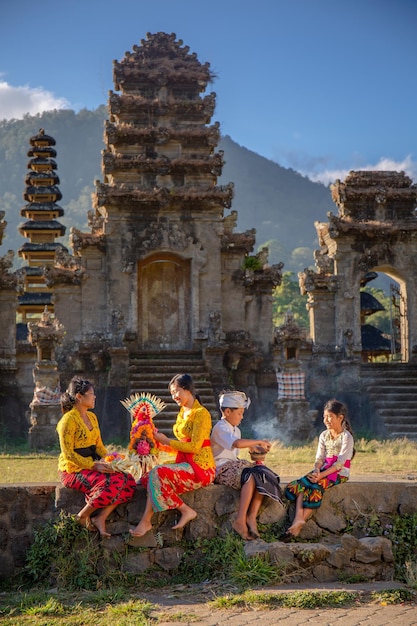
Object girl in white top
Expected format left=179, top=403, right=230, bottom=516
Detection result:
left=284, top=398, right=355, bottom=538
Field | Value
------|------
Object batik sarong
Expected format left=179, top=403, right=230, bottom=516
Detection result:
left=284, top=461, right=348, bottom=509
left=60, top=469, right=136, bottom=509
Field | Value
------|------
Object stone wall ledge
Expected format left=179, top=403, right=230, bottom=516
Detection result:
left=1, top=481, right=416, bottom=582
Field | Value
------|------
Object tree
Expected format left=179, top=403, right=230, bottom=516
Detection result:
left=272, top=271, right=309, bottom=329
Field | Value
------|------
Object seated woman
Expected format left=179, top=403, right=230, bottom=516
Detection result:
left=284, top=398, right=355, bottom=538
left=211, top=390, right=283, bottom=541
left=130, top=373, right=215, bottom=537
left=57, top=376, right=136, bottom=538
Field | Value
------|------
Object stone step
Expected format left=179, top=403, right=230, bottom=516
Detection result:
left=361, top=363, right=417, bottom=440
left=363, top=382, right=417, bottom=390
left=379, top=413, right=417, bottom=422
left=128, top=351, right=217, bottom=435
left=371, top=405, right=416, bottom=414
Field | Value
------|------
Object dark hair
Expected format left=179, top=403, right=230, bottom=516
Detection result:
left=168, top=373, right=199, bottom=401
left=324, top=398, right=355, bottom=456
left=61, top=377, right=94, bottom=413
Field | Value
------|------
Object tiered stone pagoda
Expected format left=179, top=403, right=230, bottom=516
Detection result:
left=46, top=32, right=282, bottom=436
left=17, top=129, right=66, bottom=321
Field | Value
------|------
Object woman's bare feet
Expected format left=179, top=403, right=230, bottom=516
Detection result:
left=232, top=520, right=253, bottom=541
left=172, top=505, right=197, bottom=530
left=287, top=519, right=305, bottom=537
left=76, top=514, right=96, bottom=532
left=129, top=519, right=153, bottom=538
left=91, top=516, right=111, bottom=538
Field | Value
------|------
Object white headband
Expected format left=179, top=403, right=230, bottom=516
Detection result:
left=219, top=391, right=251, bottom=409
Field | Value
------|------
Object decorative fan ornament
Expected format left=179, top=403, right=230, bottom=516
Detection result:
left=121, top=392, right=167, bottom=422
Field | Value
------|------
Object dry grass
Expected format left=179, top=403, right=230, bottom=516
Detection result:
left=242, top=437, right=417, bottom=481
left=1, top=437, right=417, bottom=484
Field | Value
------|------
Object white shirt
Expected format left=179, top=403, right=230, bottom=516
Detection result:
left=210, top=417, right=241, bottom=471
left=315, top=428, right=354, bottom=478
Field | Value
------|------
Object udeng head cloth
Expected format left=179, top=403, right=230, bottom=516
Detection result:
left=219, top=391, right=251, bottom=409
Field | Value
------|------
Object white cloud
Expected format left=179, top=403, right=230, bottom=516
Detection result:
left=0, top=81, right=70, bottom=120
left=304, top=155, right=417, bottom=187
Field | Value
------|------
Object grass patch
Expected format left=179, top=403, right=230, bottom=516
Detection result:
left=211, top=587, right=416, bottom=610
left=211, top=589, right=360, bottom=609
left=0, top=590, right=155, bottom=625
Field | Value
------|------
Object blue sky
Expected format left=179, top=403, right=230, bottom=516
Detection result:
left=1, top=0, right=416, bottom=185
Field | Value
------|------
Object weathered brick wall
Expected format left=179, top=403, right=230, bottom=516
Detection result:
left=1, top=481, right=416, bottom=583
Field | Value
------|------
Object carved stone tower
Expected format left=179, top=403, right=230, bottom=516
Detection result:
left=93, top=32, right=234, bottom=352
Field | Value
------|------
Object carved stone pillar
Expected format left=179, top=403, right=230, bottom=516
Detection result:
left=27, top=308, right=65, bottom=449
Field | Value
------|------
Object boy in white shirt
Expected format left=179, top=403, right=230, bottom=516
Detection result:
left=211, top=390, right=282, bottom=540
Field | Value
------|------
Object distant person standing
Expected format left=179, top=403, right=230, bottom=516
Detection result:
left=57, top=376, right=136, bottom=538
left=284, top=398, right=354, bottom=537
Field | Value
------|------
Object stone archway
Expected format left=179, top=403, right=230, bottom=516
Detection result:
left=137, top=253, right=191, bottom=349
left=360, top=266, right=408, bottom=363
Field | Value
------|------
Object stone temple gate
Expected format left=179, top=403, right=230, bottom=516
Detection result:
left=1, top=34, right=417, bottom=444
left=300, top=170, right=417, bottom=364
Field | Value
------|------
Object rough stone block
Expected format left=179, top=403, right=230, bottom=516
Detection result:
left=154, top=546, right=185, bottom=571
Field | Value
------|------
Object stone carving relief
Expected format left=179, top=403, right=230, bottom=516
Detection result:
left=355, top=242, right=395, bottom=274
left=70, top=221, right=106, bottom=254
left=27, top=307, right=66, bottom=363
left=299, top=268, right=339, bottom=295
left=0, top=249, right=17, bottom=288
left=208, top=311, right=225, bottom=346
left=43, top=248, right=85, bottom=286
left=313, top=248, right=334, bottom=274
left=223, top=209, right=238, bottom=235
left=122, top=219, right=207, bottom=272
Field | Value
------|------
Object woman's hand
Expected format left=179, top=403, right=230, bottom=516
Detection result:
left=93, top=461, right=115, bottom=473
left=155, top=431, right=171, bottom=446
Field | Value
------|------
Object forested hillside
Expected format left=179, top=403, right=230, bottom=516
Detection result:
left=0, top=108, right=335, bottom=270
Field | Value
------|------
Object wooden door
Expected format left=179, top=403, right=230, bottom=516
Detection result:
left=138, top=254, right=191, bottom=349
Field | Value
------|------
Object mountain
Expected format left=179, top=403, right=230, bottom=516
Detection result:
left=0, top=108, right=335, bottom=270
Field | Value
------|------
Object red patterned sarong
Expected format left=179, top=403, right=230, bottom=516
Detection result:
left=142, top=461, right=215, bottom=512
left=61, top=469, right=136, bottom=509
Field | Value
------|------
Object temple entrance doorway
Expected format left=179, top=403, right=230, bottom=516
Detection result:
left=360, top=269, right=407, bottom=363
left=137, top=253, right=191, bottom=349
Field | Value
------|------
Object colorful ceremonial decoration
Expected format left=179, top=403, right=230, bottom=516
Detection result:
left=104, top=393, right=168, bottom=481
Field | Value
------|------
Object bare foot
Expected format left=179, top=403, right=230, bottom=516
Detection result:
left=246, top=517, right=260, bottom=539
left=91, top=516, right=111, bottom=538
left=288, top=519, right=305, bottom=537
left=172, top=508, right=197, bottom=530
left=76, top=515, right=96, bottom=532
left=129, top=520, right=153, bottom=537
left=232, top=520, right=253, bottom=541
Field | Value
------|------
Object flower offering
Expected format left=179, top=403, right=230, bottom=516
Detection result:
left=105, top=392, right=168, bottom=481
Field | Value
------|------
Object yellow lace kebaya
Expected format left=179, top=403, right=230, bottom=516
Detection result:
left=168, top=399, right=216, bottom=471
left=57, top=408, right=107, bottom=473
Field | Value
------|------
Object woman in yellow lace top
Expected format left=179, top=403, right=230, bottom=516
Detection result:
left=130, top=373, right=215, bottom=537
left=57, top=377, right=136, bottom=538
